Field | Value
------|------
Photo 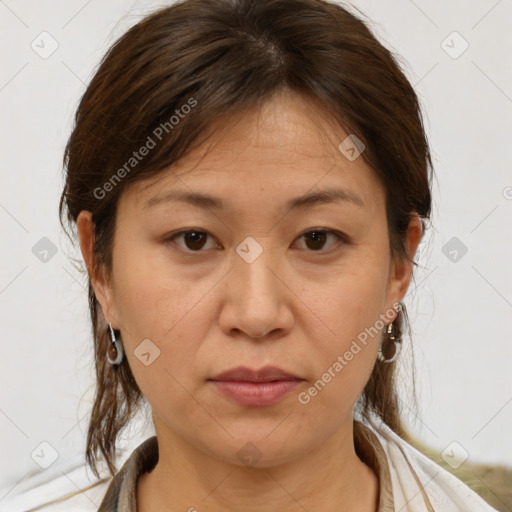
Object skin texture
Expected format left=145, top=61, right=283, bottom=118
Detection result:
left=77, top=90, right=422, bottom=511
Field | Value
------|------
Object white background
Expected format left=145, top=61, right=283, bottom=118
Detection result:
left=1, top=0, right=511, bottom=500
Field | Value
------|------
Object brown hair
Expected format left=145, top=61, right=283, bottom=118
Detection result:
left=59, top=0, right=433, bottom=479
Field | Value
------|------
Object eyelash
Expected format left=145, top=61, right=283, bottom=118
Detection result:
left=164, top=229, right=349, bottom=255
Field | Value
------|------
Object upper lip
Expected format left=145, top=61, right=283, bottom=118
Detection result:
left=209, top=365, right=302, bottom=382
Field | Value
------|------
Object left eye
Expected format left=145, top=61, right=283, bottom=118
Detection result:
left=165, top=229, right=346, bottom=253
left=295, top=229, right=346, bottom=252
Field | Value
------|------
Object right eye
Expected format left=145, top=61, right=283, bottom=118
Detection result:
left=164, top=229, right=219, bottom=252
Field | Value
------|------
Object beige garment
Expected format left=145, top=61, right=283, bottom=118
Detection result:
left=1, top=419, right=498, bottom=511
left=97, top=421, right=394, bottom=511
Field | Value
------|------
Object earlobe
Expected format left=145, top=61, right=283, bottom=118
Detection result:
left=76, top=210, right=117, bottom=327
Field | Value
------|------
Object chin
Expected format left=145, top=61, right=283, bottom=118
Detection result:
left=200, top=427, right=311, bottom=469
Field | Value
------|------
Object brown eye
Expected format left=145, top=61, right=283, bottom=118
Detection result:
left=166, top=228, right=347, bottom=254
left=304, top=230, right=327, bottom=250
left=297, top=230, right=346, bottom=252
left=168, top=230, right=216, bottom=251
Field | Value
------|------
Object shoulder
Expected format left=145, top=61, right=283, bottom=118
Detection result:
left=0, top=454, right=113, bottom=512
left=97, top=436, right=159, bottom=511
left=368, top=421, right=500, bottom=512
left=0, top=436, right=158, bottom=512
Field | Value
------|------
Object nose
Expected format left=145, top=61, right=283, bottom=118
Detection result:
left=218, top=245, right=294, bottom=341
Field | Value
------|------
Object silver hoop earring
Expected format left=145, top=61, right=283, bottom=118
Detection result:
left=377, top=321, right=402, bottom=363
left=107, top=323, right=124, bottom=367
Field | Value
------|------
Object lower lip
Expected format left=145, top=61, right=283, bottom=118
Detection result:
left=209, top=380, right=303, bottom=407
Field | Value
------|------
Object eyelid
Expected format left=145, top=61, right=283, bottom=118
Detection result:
left=294, top=228, right=348, bottom=253
left=165, top=229, right=220, bottom=252
left=163, top=227, right=351, bottom=256
left=165, top=228, right=349, bottom=253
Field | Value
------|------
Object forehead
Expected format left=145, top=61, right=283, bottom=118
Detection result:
left=126, top=91, right=385, bottom=216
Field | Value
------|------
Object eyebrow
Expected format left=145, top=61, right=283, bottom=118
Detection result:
left=143, top=186, right=365, bottom=212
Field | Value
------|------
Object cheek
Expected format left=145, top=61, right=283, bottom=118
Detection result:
left=309, top=248, right=390, bottom=342
left=111, top=255, right=213, bottom=426
left=111, top=235, right=208, bottom=340
left=110, top=241, right=218, bottom=402
left=298, top=252, right=390, bottom=408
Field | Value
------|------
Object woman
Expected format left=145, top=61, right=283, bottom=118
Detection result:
left=55, top=0, right=498, bottom=510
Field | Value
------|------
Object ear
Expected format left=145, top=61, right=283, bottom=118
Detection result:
left=76, top=210, right=119, bottom=329
left=384, top=213, right=423, bottom=317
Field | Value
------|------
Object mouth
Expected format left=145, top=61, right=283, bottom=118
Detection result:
left=208, top=365, right=304, bottom=407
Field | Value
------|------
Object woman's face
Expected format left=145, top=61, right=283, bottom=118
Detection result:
left=81, top=90, right=420, bottom=467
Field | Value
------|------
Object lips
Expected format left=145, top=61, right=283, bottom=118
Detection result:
left=208, top=365, right=304, bottom=407
left=209, top=365, right=302, bottom=383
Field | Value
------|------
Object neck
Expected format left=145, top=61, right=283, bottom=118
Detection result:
left=137, top=416, right=379, bottom=512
